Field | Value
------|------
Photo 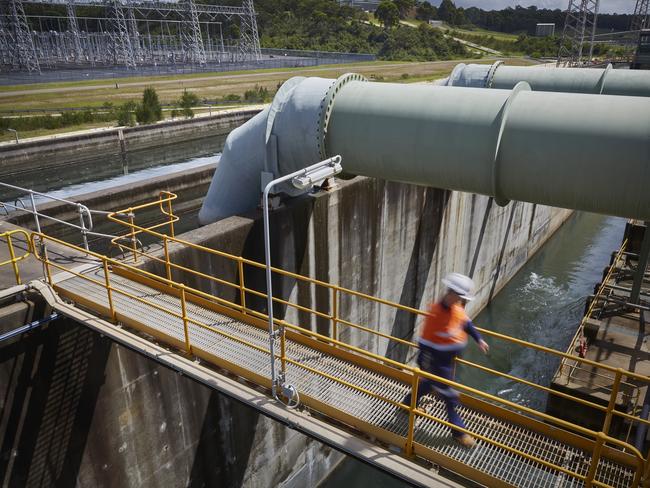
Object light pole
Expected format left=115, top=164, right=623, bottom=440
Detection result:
left=263, top=155, right=343, bottom=404
left=6, top=129, right=18, bottom=143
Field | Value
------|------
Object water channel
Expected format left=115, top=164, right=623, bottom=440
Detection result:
left=319, top=212, right=626, bottom=487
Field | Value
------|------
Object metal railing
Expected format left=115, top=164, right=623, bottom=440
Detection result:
left=107, top=193, right=650, bottom=431
left=0, top=229, right=32, bottom=285
left=0, top=181, right=136, bottom=252
left=21, top=191, right=650, bottom=486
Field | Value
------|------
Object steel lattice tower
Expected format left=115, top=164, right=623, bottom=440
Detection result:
left=557, top=0, right=600, bottom=67
left=631, top=0, right=650, bottom=31
left=8, top=0, right=40, bottom=72
left=126, top=2, right=142, bottom=61
left=66, top=0, right=83, bottom=62
left=106, top=0, right=136, bottom=68
left=181, top=0, right=206, bottom=65
left=239, top=0, right=261, bottom=61
left=0, top=4, right=14, bottom=66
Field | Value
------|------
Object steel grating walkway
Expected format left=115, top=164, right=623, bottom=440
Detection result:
left=54, top=265, right=635, bottom=488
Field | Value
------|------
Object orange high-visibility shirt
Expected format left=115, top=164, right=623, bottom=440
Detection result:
left=419, top=302, right=469, bottom=351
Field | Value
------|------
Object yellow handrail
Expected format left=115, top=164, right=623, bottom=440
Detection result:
left=29, top=229, right=647, bottom=487
left=102, top=194, right=650, bottom=443
left=0, top=229, right=32, bottom=285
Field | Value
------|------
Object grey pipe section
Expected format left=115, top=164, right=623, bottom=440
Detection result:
left=199, top=75, right=650, bottom=225
left=439, top=62, right=650, bottom=97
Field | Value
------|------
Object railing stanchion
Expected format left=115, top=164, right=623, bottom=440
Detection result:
left=180, top=285, right=191, bottom=354
left=603, top=368, right=623, bottom=436
left=405, top=369, right=420, bottom=456
left=6, top=234, right=21, bottom=285
left=585, top=432, right=606, bottom=487
left=280, top=320, right=287, bottom=376
left=78, top=205, right=89, bottom=250
left=238, top=258, right=246, bottom=313
left=29, top=192, right=42, bottom=234
left=163, top=235, right=172, bottom=281
left=332, top=288, right=338, bottom=341
left=103, top=259, right=116, bottom=322
left=128, top=211, right=138, bottom=263
left=167, top=195, right=175, bottom=238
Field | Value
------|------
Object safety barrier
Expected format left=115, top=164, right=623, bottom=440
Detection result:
left=0, top=229, right=32, bottom=285
left=14, top=191, right=650, bottom=486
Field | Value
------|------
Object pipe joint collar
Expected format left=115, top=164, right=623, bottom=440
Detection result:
left=492, top=81, right=531, bottom=207
left=317, top=73, right=367, bottom=160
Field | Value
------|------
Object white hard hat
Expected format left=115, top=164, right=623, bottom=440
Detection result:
left=442, top=273, right=475, bottom=301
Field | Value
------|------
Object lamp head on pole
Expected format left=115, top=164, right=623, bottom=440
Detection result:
left=291, top=156, right=343, bottom=191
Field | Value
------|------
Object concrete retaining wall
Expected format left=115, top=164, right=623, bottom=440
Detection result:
left=0, top=110, right=260, bottom=199
left=0, top=315, right=340, bottom=487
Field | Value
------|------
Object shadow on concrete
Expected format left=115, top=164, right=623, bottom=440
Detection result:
left=240, top=195, right=315, bottom=327
left=0, top=317, right=110, bottom=487
left=187, top=392, right=260, bottom=488
left=385, top=188, right=450, bottom=363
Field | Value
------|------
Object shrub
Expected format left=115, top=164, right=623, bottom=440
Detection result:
left=135, top=87, right=163, bottom=124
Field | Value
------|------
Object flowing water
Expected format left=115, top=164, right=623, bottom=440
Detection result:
left=319, top=212, right=627, bottom=487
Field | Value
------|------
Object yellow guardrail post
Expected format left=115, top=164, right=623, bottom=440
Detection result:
left=180, top=284, right=191, bottom=354
left=166, top=194, right=175, bottom=238
left=405, top=369, right=420, bottom=456
left=128, top=210, right=138, bottom=263
left=6, top=233, right=21, bottom=285
left=584, top=432, right=606, bottom=487
left=103, top=259, right=116, bottom=322
left=1, top=230, right=33, bottom=286
left=331, top=288, right=338, bottom=341
left=238, top=258, right=246, bottom=314
left=280, top=320, right=287, bottom=377
left=163, top=235, right=172, bottom=281
left=603, top=368, right=623, bottom=436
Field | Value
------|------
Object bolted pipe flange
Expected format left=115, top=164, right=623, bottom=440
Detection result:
left=317, top=72, right=367, bottom=160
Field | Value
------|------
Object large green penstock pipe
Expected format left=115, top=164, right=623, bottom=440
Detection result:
left=438, top=62, right=650, bottom=97
left=198, top=74, right=650, bottom=225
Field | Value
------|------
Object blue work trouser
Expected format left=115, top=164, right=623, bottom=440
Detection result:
left=403, top=345, right=466, bottom=437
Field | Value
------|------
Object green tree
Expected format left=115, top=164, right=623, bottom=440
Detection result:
left=393, top=0, right=415, bottom=19
left=438, top=0, right=457, bottom=24
left=178, top=89, right=199, bottom=118
left=375, top=1, right=399, bottom=29
left=416, top=1, right=438, bottom=21
left=135, top=87, right=163, bottom=124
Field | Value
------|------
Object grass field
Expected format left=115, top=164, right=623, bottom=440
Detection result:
left=0, top=57, right=535, bottom=142
left=445, top=27, right=520, bottom=42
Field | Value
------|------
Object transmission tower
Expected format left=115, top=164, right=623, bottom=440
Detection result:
left=125, top=2, right=142, bottom=61
left=66, top=0, right=83, bottom=62
left=106, top=0, right=136, bottom=68
left=557, top=0, right=600, bottom=67
left=0, top=5, right=14, bottom=66
left=181, top=0, right=206, bottom=65
left=631, top=0, right=649, bottom=32
left=239, top=0, right=261, bottom=61
left=7, top=0, right=40, bottom=72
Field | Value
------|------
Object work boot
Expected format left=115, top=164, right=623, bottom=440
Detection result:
left=455, top=434, right=476, bottom=448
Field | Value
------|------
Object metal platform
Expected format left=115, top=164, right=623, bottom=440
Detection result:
left=53, top=263, right=637, bottom=488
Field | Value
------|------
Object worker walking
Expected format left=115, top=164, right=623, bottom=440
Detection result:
left=403, top=273, right=489, bottom=448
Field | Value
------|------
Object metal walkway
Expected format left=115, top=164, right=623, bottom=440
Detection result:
left=3, top=191, right=650, bottom=488
left=51, top=263, right=638, bottom=488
